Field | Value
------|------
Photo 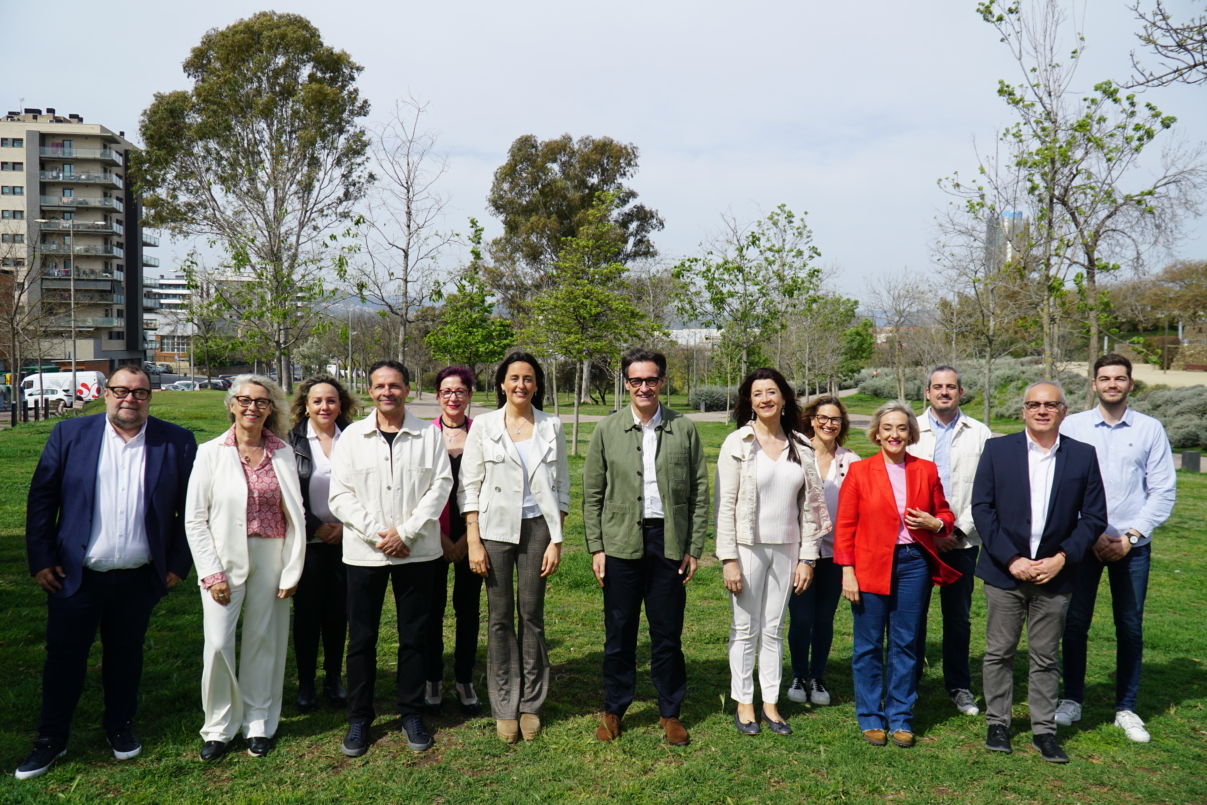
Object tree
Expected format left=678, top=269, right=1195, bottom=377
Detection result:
left=486, top=134, right=664, bottom=315
left=132, top=11, right=370, bottom=390
left=349, top=95, right=455, bottom=368
left=0, top=235, right=54, bottom=426
left=518, top=194, right=650, bottom=455
left=866, top=275, right=931, bottom=402
left=425, top=219, right=513, bottom=378
left=1130, top=2, right=1207, bottom=87
left=673, top=205, right=822, bottom=391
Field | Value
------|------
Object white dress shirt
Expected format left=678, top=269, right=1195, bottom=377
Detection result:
left=84, top=420, right=150, bottom=571
left=1025, top=431, right=1060, bottom=559
left=635, top=405, right=664, bottom=518
left=306, top=420, right=341, bottom=542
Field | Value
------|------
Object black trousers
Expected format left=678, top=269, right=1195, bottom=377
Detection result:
left=345, top=560, right=437, bottom=723
left=425, top=555, right=484, bottom=684
left=39, top=565, right=160, bottom=743
left=293, top=541, right=348, bottom=683
left=601, top=524, right=688, bottom=719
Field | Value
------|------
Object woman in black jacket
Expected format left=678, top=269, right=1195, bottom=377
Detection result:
left=288, top=375, right=356, bottom=711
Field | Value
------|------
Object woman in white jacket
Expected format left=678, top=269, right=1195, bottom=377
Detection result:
left=715, top=368, right=830, bottom=736
left=461, top=352, right=569, bottom=744
left=185, top=375, right=306, bottom=762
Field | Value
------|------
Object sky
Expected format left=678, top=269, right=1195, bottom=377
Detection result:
left=6, top=0, right=1206, bottom=301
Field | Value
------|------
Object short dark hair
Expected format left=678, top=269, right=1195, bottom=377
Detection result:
left=494, top=352, right=545, bottom=410
left=801, top=394, right=851, bottom=446
left=927, top=365, right=963, bottom=389
left=435, top=365, right=475, bottom=391
left=734, top=368, right=807, bottom=464
left=108, top=364, right=151, bottom=386
left=291, top=375, right=357, bottom=429
left=368, top=359, right=410, bottom=385
left=1093, top=353, right=1133, bottom=379
left=622, top=348, right=666, bottom=379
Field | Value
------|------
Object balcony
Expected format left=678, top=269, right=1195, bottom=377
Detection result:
left=143, top=318, right=159, bottom=330
left=40, top=195, right=124, bottom=212
left=42, top=266, right=121, bottom=281
left=142, top=254, right=160, bottom=267
left=47, top=317, right=125, bottom=330
left=39, top=170, right=123, bottom=190
left=142, top=340, right=159, bottom=351
left=39, top=243, right=124, bottom=258
left=141, top=231, right=160, bottom=248
left=36, top=219, right=124, bottom=236
left=142, top=296, right=160, bottom=310
left=39, top=146, right=124, bottom=166
left=40, top=289, right=124, bottom=305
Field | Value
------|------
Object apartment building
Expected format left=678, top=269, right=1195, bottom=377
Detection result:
left=0, top=107, right=159, bottom=374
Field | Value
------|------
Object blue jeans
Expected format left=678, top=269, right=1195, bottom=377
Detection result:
left=915, top=546, right=978, bottom=693
left=1061, top=543, right=1150, bottom=711
left=850, top=545, right=930, bottom=733
left=787, top=557, right=843, bottom=679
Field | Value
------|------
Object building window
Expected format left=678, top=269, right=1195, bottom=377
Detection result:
left=0, top=139, right=7, bottom=147
left=0, top=138, right=20, bottom=147
left=1, top=186, right=22, bottom=195
left=1, top=162, right=9, bottom=170
left=161, top=335, right=191, bottom=353
left=1, top=233, right=23, bottom=243
left=11, top=210, right=21, bottom=220
left=109, top=330, right=125, bottom=341
left=1, top=210, right=9, bottom=218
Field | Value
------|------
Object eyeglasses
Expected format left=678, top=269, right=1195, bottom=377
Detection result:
left=438, top=388, right=470, bottom=399
left=108, top=386, right=151, bottom=401
left=813, top=414, right=842, bottom=426
left=235, top=396, right=273, bottom=410
left=625, top=376, right=661, bottom=388
left=1022, top=400, right=1065, bottom=412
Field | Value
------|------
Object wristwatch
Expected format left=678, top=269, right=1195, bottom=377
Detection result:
left=1127, top=530, right=1143, bottom=545
left=799, top=559, right=817, bottom=568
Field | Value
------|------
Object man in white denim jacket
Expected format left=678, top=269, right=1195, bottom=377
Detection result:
left=328, top=360, right=452, bottom=757
left=906, top=366, right=992, bottom=717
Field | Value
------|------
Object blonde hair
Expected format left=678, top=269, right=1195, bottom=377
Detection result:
left=225, top=374, right=289, bottom=438
left=867, top=400, right=921, bottom=446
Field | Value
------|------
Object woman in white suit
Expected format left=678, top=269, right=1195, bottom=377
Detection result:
left=185, top=375, right=306, bottom=761
left=461, top=352, right=569, bottom=744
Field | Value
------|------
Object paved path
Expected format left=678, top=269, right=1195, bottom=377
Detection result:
left=1071, top=363, right=1207, bottom=388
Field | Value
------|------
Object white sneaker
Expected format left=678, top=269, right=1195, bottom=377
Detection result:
left=787, top=677, right=808, bottom=703
left=951, top=689, right=980, bottom=716
left=425, top=680, right=442, bottom=708
left=808, top=678, right=831, bottom=706
left=455, top=682, right=479, bottom=708
left=1115, top=710, right=1151, bottom=743
left=1054, top=699, right=1082, bottom=727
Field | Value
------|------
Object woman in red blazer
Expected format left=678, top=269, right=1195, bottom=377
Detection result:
left=834, top=401, right=961, bottom=748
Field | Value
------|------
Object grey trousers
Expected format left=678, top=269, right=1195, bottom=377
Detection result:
left=482, top=517, right=552, bottom=720
left=983, top=581, right=1071, bottom=735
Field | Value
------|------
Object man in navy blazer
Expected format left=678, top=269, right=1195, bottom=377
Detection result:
left=972, top=380, right=1106, bottom=763
left=16, top=366, right=196, bottom=780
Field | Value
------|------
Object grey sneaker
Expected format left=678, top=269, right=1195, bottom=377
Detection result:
left=787, top=677, right=808, bottom=703
left=1054, top=699, right=1082, bottom=727
left=951, top=689, right=980, bottom=716
left=808, top=678, right=832, bottom=706
left=424, top=680, right=442, bottom=713
left=1114, top=710, right=1151, bottom=743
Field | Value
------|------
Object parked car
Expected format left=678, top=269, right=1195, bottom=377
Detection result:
left=24, top=388, right=72, bottom=414
left=142, top=362, right=163, bottom=376
left=197, top=380, right=227, bottom=390
left=168, top=381, right=201, bottom=391
left=158, top=364, right=174, bottom=373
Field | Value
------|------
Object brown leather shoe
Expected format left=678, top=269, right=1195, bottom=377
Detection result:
left=863, top=729, right=888, bottom=746
left=891, top=730, right=916, bottom=747
left=660, top=716, right=690, bottom=746
left=596, top=713, right=621, bottom=742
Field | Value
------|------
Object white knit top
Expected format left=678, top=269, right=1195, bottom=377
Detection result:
left=753, top=441, right=806, bottom=544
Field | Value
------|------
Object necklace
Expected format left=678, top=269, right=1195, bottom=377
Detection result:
left=440, top=416, right=468, bottom=431
left=504, top=413, right=528, bottom=436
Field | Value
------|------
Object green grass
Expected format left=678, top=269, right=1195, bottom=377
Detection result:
left=0, top=400, right=1204, bottom=803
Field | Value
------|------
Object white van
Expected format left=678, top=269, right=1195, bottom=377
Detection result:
left=21, top=371, right=107, bottom=401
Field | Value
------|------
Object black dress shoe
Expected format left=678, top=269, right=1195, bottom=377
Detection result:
left=247, top=736, right=272, bottom=757
left=297, top=679, right=318, bottom=711
left=324, top=676, right=347, bottom=707
left=734, top=710, right=760, bottom=735
left=1032, top=733, right=1069, bottom=763
left=986, top=724, right=1012, bottom=753
left=760, top=707, right=792, bottom=736
left=200, top=740, right=227, bottom=762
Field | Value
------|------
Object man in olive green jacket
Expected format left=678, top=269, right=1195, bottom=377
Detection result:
left=583, top=349, right=709, bottom=747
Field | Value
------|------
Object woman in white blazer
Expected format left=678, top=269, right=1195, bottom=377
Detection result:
left=185, top=375, right=306, bottom=762
left=715, top=369, right=829, bottom=736
left=460, top=352, right=569, bottom=744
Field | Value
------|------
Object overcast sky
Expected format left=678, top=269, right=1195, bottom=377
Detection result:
left=7, top=0, right=1205, bottom=301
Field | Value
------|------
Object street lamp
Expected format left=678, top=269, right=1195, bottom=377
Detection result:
left=34, top=218, right=76, bottom=410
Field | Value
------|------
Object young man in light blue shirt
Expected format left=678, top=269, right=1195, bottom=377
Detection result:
left=1056, top=354, right=1176, bottom=743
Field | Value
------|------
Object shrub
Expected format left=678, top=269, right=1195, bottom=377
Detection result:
left=1165, top=415, right=1207, bottom=449
left=688, top=385, right=737, bottom=412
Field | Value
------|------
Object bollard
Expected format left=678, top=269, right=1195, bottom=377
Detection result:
left=1184, top=451, right=1201, bottom=473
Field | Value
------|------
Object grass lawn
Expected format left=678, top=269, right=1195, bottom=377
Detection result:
left=0, top=394, right=1203, bottom=803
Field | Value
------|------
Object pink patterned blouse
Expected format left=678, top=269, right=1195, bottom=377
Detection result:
left=201, top=427, right=290, bottom=590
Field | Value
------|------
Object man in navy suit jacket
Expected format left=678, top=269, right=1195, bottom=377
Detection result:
left=16, top=366, right=196, bottom=780
left=971, top=380, right=1106, bottom=764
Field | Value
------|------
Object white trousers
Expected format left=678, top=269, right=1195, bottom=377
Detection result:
left=728, top=542, right=796, bottom=704
left=199, top=537, right=290, bottom=742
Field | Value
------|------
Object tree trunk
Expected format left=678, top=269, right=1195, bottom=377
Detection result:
left=613, top=360, right=622, bottom=412
left=983, top=357, right=992, bottom=426
left=551, top=358, right=559, bottom=415
left=580, top=357, right=591, bottom=405
left=572, top=360, right=582, bottom=456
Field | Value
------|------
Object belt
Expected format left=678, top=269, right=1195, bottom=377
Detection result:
left=641, top=518, right=664, bottom=528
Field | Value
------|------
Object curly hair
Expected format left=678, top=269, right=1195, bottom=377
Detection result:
left=225, top=374, right=289, bottom=438
left=801, top=394, right=851, bottom=446
left=290, top=375, right=357, bottom=429
left=733, top=368, right=807, bottom=465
